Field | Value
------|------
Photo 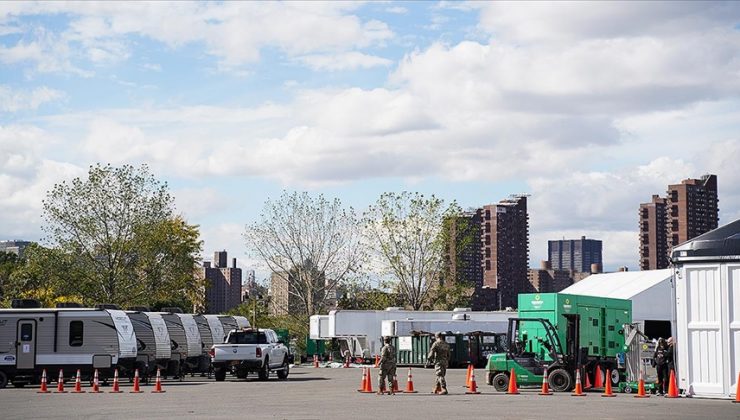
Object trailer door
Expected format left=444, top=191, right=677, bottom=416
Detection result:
left=16, top=320, right=36, bottom=370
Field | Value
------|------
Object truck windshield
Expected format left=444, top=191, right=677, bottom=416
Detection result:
left=228, top=332, right=267, bottom=344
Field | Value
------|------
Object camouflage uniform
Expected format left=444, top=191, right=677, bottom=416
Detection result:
left=378, top=340, right=397, bottom=394
left=427, top=335, right=450, bottom=394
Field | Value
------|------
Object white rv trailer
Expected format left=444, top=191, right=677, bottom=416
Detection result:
left=127, top=311, right=171, bottom=375
left=202, top=315, right=226, bottom=344
left=309, top=315, right=331, bottom=340
left=381, top=317, right=510, bottom=337
left=218, top=316, right=238, bottom=333
left=0, top=306, right=138, bottom=388
left=316, top=308, right=517, bottom=357
left=232, top=316, right=251, bottom=329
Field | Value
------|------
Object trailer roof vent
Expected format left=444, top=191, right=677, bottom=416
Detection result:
left=162, top=307, right=183, bottom=313
left=452, top=307, right=472, bottom=312
left=95, top=303, right=120, bottom=310
left=128, top=306, right=150, bottom=312
left=452, top=313, right=471, bottom=320
left=384, top=307, right=404, bottom=311
left=11, top=298, right=41, bottom=309
left=56, top=302, right=83, bottom=308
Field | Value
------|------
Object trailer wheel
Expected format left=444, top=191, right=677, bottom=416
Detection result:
left=491, top=372, right=509, bottom=392
left=547, top=368, right=573, bottom=392
left=0, top=371, right=7, bottom=389
left=610, top=369, right=620, bottom=386
left=214, top=368, right=226, bottom=382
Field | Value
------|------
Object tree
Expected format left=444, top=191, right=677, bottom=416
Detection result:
left=40, top=163, right=202, bottom=307
left=244, top=191, right=365, bottom=318
left=363, top=192, right=462, bottom=310
left=336, top=279, right=402, bottom=310
left=0, top=251, right=21, bottom=303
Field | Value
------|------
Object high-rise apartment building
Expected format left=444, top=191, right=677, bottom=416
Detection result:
left=445, top=195, right=530, bottom=310
left=639, top=174, right=718, bottom=270
left=548, top=236, right=602, bottom=273
left=203, top=250, right=243, bottom=313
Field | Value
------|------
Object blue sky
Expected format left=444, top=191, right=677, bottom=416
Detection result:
left=2, top=1, right=740, bottom=278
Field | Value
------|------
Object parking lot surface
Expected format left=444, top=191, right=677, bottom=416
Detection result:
left=1, top=366, right=737, bottom=419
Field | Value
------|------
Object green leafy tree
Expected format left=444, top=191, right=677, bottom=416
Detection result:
left=363, top=192, right=462, bottom=310
left=0, top=251, right=21, bottom=303
left=40, top=163, right=202, bottom=307
left=244, top=191, right=365, bottom=318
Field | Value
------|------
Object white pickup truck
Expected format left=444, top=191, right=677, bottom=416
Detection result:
left=209, top=328, right=290, bottom=381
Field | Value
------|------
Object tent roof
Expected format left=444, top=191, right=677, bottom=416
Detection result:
left=672, top=218, right=740, bottom=262
left=561, top=269, right=672, bottom=300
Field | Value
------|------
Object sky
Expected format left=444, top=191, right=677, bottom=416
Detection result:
left=2, top=1, right=740, bottom=279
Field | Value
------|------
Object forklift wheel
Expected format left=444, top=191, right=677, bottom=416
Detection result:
left=624, top=385, right=632, bottom=393
left=492, top=373, right=509, bottom=392
left=547, top=368, right=573, bottom=393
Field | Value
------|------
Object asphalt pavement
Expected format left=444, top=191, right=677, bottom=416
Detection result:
left=0, top=365, right=737, bottom=419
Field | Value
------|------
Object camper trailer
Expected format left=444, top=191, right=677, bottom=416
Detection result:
left=127, top=311, right=171, bottom=376
left=159, top=311, right=203, bottom=376
left=218, top=316, right=239, bottom=334
left=202, top=315, right=226, bottom=345
left=232, top=316, right=251, bottom=329
left=0, top=303, right=138, bottom=389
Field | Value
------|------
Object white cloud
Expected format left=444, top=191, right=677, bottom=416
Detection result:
left=1, top=2, right=394, bottom=72
left=0, top=85, right=64, bottom=112
left=385, top=6, right=408, bottom=14
left=298, top=52, right=392, bottom=71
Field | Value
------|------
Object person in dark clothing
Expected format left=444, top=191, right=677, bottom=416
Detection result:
left=653, top=338, right=670, bottom=395
left=665, top=337, right=675, bottom=390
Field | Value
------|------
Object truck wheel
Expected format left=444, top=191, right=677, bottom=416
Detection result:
left=547, top=368, right=573, bottom=392
left=214, top=368, right=226, bottom=382
left=486, top=371, right=494, bottom=386
left=492, top=372, right=509, bottom=392
left=258, top=358, right=270, bottom=381
left=0, top=371, right=7, bottom=389
left=610, top=369, right=620, bottom=386
left=277, top=357, right=289, bottom=380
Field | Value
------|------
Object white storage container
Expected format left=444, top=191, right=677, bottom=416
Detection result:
left=672, top=219, right=740, bottom=399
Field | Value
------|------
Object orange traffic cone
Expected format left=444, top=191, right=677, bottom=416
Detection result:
left=152, top=368, right=165, bottom=393
left=130, top=369, right=143, bottom=393
left=313, top=355, right=319, bottom=368
left=571, top=369, right=586, bottom=396
left=37, top=369, right=50, bottom=394
left=634, top=370, right=649, bottom=398
left=54, top=369, right=67, bottom=393
left=539, top=368, right=553, bottom=395
left=357, top=368, right=368, bottom=392
left=666, top=370, right=679, bottom=398
left=343, top=354, right=350, bottom=368
left=601, top=369, right=616, bottom=397
left=404, top=367, right=417, bottom=393
left=733, top=371, right=740, bottom=403
left=466, top=369, right=481, bottom=394
left=506, top=368, right=520, bottom=395
left=465, top=364, right=473, bottom=388
left=110, top=368, right=122, bottom=393
left=90, top=369, right=102, bottom=393
left=362, top=368, right=374, bottom=393
left=594, top=365, right=604, bottom=389
left=584, top=369, right=592, bottom=389
left=392, top=375, right=399, bottom=393
left=71, top=369, right=85, bottom=393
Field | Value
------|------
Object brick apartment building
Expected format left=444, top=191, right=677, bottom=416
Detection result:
left=640, top=174, right=718, bottom=270
left=203, top=250, right=243, bottom=313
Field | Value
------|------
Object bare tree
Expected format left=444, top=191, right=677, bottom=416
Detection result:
left=363, top=192, right=462, bottom=310
left=244, top=191, right=365, bottom=317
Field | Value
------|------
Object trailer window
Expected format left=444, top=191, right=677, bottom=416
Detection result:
left=69, top=321, right=84, bottom=347
left=228, top=331, right=267, bottom=344
left=20, top=324, right=33, bottom=341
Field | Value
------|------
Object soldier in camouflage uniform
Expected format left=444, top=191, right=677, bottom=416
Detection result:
left=377, top=336, right=397, bottom=395
left=427, top=332, right=450, bottom=395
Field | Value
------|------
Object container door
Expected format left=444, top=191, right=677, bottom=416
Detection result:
left=676, top=265, right=724, bottom=396
left=16, top=320, right=36, bottom=370
left=726, top=264, right=740, bottom=399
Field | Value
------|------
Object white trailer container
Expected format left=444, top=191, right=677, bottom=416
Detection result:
left=323, top=308, right=516, bottom=357
left=672, top=219, right=740, bottom=399
left=309, top=315, right=330, bottom=339
left=381, top=318, right=510, bottom=337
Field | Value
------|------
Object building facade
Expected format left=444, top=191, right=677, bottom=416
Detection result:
left=639, top=174, right=718, bottom=270
left=203, top=250, right=243, bottom=313
left=548, top=236, right=602, bottom=273
left=0, top=240, right=31, bottom=259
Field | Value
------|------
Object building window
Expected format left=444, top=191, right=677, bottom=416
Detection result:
left=69, top=321, right=84, bottom=347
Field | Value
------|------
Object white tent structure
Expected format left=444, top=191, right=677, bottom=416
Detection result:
left=561, top=269, right=673, bottom=338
